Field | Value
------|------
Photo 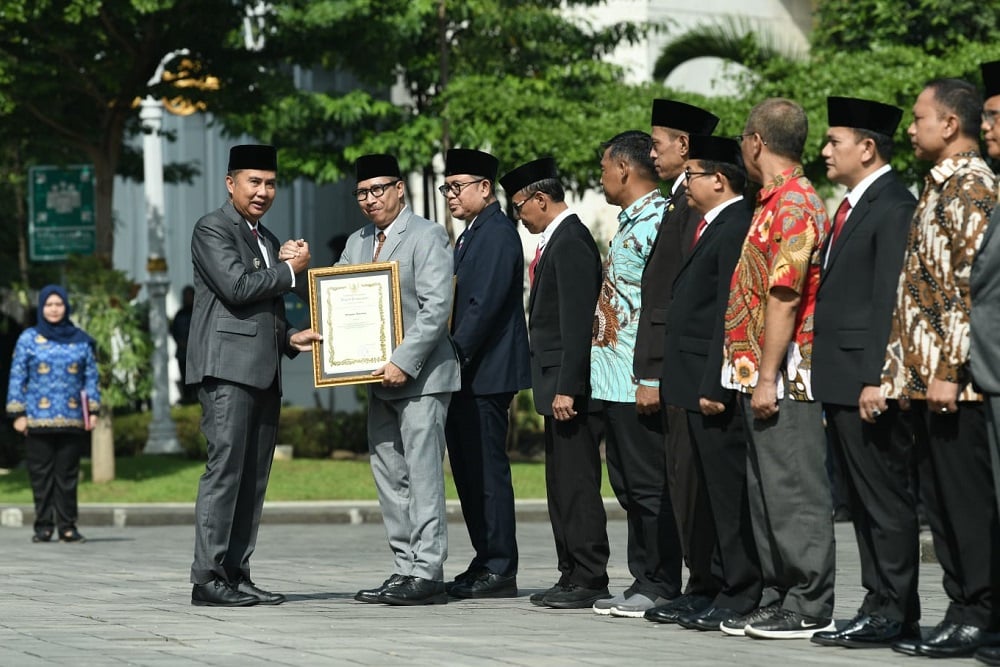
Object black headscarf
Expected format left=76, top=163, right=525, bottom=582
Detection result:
left=35, top=285, right=94, bottom=346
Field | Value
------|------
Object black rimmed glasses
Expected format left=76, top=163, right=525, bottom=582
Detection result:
left=511, top=194, right=534, bottom=219
left=734, top=132, right=767, bottom=146
left=437, top=178, right=486, bottom=197
left=983, top=109, right=1000, bottom=128
left=353, top=180, right=401, bottom=202
left=684, top=167, right=713, bottom=180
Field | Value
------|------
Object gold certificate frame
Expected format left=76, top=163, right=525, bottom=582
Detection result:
left=308, top=262, right=403, bottom=387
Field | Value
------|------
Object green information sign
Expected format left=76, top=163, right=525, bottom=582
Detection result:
left=28, top=165, right=97, bottom=261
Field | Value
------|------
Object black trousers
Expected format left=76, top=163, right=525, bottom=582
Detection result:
left=544, top=411, right=610, bottom=589
left=665, top=404, right=719, bottom=597
left=26, top=431, right=85, bottom=533
left=911, top=400, right=1000, bottom=630
left=445, top=390, right=518, bottom=576
left=603, top=401, right=682, bottom=599
left=825, top=401, right=920, bottom=623
left=191, top=378, right=280, bottom=585
left=686, top=403, right=761, bottom=613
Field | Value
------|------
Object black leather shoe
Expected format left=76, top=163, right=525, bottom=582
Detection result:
left=530, top=584, right=564, bottom=607
left=812, top=613, right=921, bottom=648
left=643, top=594, right=713, bottom=624
left=677, top=606, right=741, bottom=631
left=445, top=567, right=484, bottom=595
left=542, top=584, right=611, bottom=609
left=191, top=579, right=258, bottom=607
left=975, top=645, right=1000, bottom=666
left=450, top=571, right=518, bottom=599
left=379, top=576, right=447, bottom=606
left=356, top=574, right=409, bottom=604
left=918, top=622, right=986, bottom=658
left=892, top=636, right=924, bottom=656
left=234, top=578, right=286, bottom=605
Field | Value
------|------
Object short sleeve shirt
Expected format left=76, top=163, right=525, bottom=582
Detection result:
left=591, top=189, right=665, bottom=402
left=721, top=166, right=830, bottom=400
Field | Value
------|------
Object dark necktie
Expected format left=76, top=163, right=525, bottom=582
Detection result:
left=529, top=242, right=543, bottom=286
left=690, top=218, right=708, bottom=250
left=373, top=230, right=387, bottom=261
left=829, top=197, right=852, bottom=247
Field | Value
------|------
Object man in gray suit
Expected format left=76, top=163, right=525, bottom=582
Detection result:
left=188, top=144, right=319, bottom=607
left=342, top=154, right=461, bottom=606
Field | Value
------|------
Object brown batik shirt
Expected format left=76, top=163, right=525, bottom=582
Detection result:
left=881, top=151, right=997, bottom=401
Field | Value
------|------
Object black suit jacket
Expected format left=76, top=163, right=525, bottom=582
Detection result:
left=633, top=184, right=700, bottom=380
left=812, top=170, right=916, bottom=406
left=527, top=214, right=601, bottom=416
left=662, top=199, right=751, bottom=411
left=452, top=201, right=531, bottom=395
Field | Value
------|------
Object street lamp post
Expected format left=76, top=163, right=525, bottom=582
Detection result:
left=140, top=59, right=182, bottom=455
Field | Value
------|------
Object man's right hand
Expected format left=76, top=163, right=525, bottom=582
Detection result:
left=283, top=240, right=311, bottom=274
left=552, top=394, right=578, bottom=422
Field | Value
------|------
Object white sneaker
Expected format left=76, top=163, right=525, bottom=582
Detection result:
left=609, top=593, right=670, bottom=618
left=592, top=589, right=631, bottom=615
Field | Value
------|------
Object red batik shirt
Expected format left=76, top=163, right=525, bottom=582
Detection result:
left=721, top=165, right=830, bottom=401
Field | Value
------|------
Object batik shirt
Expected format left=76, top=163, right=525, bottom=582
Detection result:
left=881, top=152, right=996, bottom=401
left=591, top=189, right=664, bottom=402
left=721, top=166, right=829, bottom=400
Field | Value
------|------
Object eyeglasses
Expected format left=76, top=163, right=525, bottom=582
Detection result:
left=437, top=178, right=485, bottom=197
left=353, top=180, right=401, bottom=202
left=684, top=167, right=713, bottom=181
left=511, top=194, right=534, bottom=219
left=983, top=109, right=1000, bottom=128
left=734, top=132, right=767, bottom=146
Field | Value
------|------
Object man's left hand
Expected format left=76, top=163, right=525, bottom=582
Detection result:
left=290, top=328, right=322, bottom=352
left=635, top=384, right=661, bottom=415
left=927, top=377, right=959, bottom=415
left=751, top=377, right=779, bottom=420
left=372, top=362, right=409, bottom=387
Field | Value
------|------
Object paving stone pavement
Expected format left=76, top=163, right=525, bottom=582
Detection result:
left=0, top=517, right=969, bottom=666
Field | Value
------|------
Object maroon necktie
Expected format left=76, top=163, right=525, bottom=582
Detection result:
left=690, top=218, right=708, bottom=250
left=829, top=197, right=852, bottom=247
left=373, top=230, right=386, bottom=261
left=529, top=243, right=542, bottom=285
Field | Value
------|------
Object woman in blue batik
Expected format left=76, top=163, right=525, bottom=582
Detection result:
left=6, top=285, right=100, bottom=543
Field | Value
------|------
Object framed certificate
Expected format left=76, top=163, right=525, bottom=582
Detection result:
left=307, top=262, right=404, bottom=387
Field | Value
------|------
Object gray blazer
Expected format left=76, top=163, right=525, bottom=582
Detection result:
left=337, top=207, right=460, bottom=400
left=971, top=205, right=1000, bottom=394
left=186, top=201, right=304, bottom=391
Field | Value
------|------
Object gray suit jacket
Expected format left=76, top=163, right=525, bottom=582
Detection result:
left=971, top=205, right=1000, bottom=394
left=186, top=201, right=303, bottom=391
left=337, top=207, right=460, bottom=400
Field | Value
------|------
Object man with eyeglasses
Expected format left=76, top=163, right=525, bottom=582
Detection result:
left=971, top=59, right=1000, bottom=667
left=808, top=97, right=919, bottom=650
left=719, top=98, right=836, bottom=640
left=880, top=77, right=999, bottom=658
left=662, top=135, right=761, bottom=633
left=440, top=148, right=530, bottom=599
left=640, top=99, right=724, bottom=626
left=500, top=157, right=609, bottom=610
left=339, top=154, right=460, bottom=606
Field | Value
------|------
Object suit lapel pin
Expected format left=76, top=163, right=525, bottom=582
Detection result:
left=253, top=257, right=261, bottom=269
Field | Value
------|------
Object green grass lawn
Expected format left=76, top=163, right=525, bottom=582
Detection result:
left=0, top=456, right=614, bottom=504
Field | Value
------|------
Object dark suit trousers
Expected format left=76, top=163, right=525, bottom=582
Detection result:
left=544, top=411, right=610, bottom=589
left=664, top=405, right=718, bottom=597
left=911, top=400, right=1000, bottom=629
left=988, top=395, right=1000, bottom=520
left=446, top=391, right=518, bottom=576
left=686, top=405, right=761, bottom=613
left=825, top=402, right=920, bottom=623
left=26, top=432, right=84, bottom=533
left=603, top=401, right=683, bottom=599
left=191, top=378, right=279, bottom=584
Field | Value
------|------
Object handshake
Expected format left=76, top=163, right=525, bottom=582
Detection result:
left=278, top=238, right=311, bottom=273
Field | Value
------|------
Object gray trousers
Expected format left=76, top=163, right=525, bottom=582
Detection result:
left=740, top=393, right=836, bottom=619
left=368, top=391, right=451, bottom=581
left=989, top=395, right=1000, bottom=520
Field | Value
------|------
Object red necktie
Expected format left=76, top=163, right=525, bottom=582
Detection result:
left=529, top=243, right=542, bottom=285
left=690, top=218, right=708, bottom=250
left=373, top=230, right=386, bottom=261
left=829, top=197, right=851, bottom=247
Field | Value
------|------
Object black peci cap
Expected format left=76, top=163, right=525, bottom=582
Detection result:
left=688, top=135, right=742, bottom=166
left=445, top=149, right=499, bottom=181
left=228, top=144, right=277, bottom=172
left=355, top=154, right=401, bottom=182
left=826, top=96, right=903, bottom=137
left=982, top=60, right=1000, bottom=99
left=499, top=157, right=558, bottom=195
left=650, top=99, right=719, bottom=135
